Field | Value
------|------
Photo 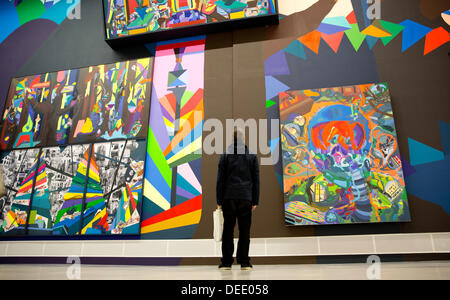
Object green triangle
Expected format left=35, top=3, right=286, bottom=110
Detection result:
left=168, top=72, right=177, bottom=86
left=379, top=20, right=405, bottom=46
left=345, top=23, right=367, bottom=52
left=266, top=99, right=276, bottom=108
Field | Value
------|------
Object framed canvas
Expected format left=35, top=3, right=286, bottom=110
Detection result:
left=279, top=83, right=411, bottom=226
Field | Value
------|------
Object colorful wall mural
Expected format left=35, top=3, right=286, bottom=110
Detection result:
left=104, top=0, right=277, bottom=39
left=280, top=83, right=410, bottom=225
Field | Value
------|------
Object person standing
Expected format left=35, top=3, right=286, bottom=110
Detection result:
left=216, top=129, right=260, bottom=270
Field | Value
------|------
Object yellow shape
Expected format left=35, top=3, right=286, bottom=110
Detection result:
left=230, top=11, right=245, bottom=19
left=80, top=117, right=94, bottom=134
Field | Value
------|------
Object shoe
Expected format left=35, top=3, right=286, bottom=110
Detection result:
left=218, top=264, right=232, bottom=270
left=240, top=263, right=253, bottom=270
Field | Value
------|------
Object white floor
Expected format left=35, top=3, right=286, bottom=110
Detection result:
left=0, top=261, right=449, bottom=280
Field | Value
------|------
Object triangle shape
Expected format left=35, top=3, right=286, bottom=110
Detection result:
left=366, top=36, right=378, bottom=49
left=283, top=39, right=306, bottom=60
left=266, top=99, right=277, bottom=108
left=408, top=138, right=444, bottom=166
left=298, top=31, right=321, bottom=54
left=264, top=50, right=290, bottom=76
left=424, top=27, right=450, bottom=55
left=316, top=22, right=350, bottom=35
left=265, top=76, right=290, bottom=100
left=321, top=31, right=345, bottom=53
left=345, top=23, right=367, bottom=52
left=399, top=19, right=432, bottom=52
left=322, top=16, right=352, bottom=29
left=346, top=11, right=357, bottom=24
left=379, top=20, right=405, bottom=46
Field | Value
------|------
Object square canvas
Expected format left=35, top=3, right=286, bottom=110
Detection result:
left=279, top=83, right=411, bottom=225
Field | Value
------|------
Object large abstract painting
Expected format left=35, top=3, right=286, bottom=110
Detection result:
left=280, top=83, right=411, bottom=225
left=0, top=140, right=146, bottom=236
left=0, top=58, right=153, bottom=150
left=104, top=0, right=277, bottom=39
left=140, top=37, right=204, bottom=239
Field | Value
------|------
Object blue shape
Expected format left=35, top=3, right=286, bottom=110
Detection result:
left=408, top=138, right=444, bottom=166
left=270, top=137, right=280, bottom=154
left=439, top=121, right=450, bottom=155
left=264, top=51, right=290, bottom=76
left=0, top=1, right=20, bottom=44
left=405, top=155, right=450, bottom=215
left=322, top=16, right=352, bottom=29
left=265, top=76, right=290, bottom=100
left=135, top=7, right=147, bottom=20
left=316, top=23, right=350, bottom=35
left=366, top=36, right=378, bottom=50
left=283, top=39, right=306, bottom=60
left=399, top=19, right=432, bottom=52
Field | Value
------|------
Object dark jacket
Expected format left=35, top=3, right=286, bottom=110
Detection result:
left=216, top=141, right=260, bottom=206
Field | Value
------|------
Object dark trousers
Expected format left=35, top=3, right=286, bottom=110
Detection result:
left=221, top=199, right=252, bottom=265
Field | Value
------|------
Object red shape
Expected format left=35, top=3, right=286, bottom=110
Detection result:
left=424, top=27, right=450, bottom=55
left=298, top=31, right=322, bottom=54
left=156, top=38, right=206, bottom=51
left=321, top=31, right=345, bottom=53
left=141, top=194, right=202, bottom=227
left=346, top=11, right=357, bottom=24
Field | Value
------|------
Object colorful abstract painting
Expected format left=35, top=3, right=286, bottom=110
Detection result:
left=140, top=36, right=204, bottom=239
left=104, top=0, right=277, bottom=39
left=280, top=83, right=411, bottom=225
left=0, top=148, right=40, bottom=235
left=0, top=58, right=153, bottom=150
left=0, top=140, right=145, bottom=236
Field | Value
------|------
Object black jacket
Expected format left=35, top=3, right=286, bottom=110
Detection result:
left=216, top=141, right=260, bottom=206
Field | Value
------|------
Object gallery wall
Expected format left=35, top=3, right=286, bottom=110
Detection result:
left=0, top=0, right=448, bottom=243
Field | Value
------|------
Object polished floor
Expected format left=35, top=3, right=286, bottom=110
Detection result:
left=0, top=261, right=449, bottom=280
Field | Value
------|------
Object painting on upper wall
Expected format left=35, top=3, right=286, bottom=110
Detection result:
left=103, top=0, right=278, bottom=45
left=280, top=83, right=411, bottom=226
left=0, top=58, right=153, bottom=151
left=0, top=148, right=40, bottom=236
